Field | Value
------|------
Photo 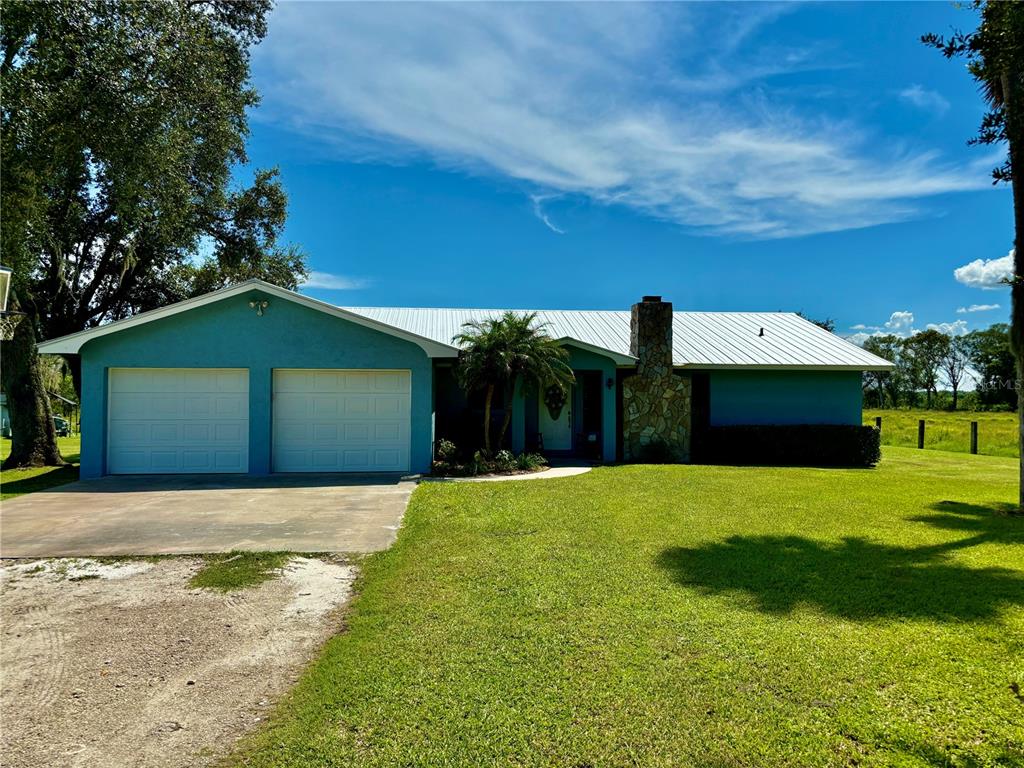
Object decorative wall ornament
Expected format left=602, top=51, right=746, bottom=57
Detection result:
left=544, top=383, right=567, bottom=420
left=249, top=299, right=269, bottom=317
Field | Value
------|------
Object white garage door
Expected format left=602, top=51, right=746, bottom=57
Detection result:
left=107, top=368, right=249, bottom=474
left=272, top=369, right=411, bottom=473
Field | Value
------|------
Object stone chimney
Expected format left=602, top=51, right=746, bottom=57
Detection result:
left=622, top=295, right=692, bottom=462
left=630, top=296, right=674, bottom=380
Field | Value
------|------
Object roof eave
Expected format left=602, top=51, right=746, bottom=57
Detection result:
left=554, top=337, right=636, bottom=365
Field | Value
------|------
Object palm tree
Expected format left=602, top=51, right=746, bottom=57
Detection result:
left=925, top=1, right=1024, bottom=506
left=454, top=312, right=574, bottom=456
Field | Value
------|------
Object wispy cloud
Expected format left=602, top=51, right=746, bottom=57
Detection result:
left=301, top=271, right=368, bottom=291
left=898, top=84, right=950, bottom=114
left=255, top=3, right=986, bottom=240
left=954, top=250, right=1014, bottom=289
left=530, top=194, right=566, bottom=235
left=956, top=303, right=1001, bottom=314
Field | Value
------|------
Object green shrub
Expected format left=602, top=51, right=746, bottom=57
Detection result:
left=516, top=452, right=546, bottom=471
left=638, top=439, right=681, bottom=464
left=704, top=425, right=881, bottom=467
left=431, top=442, right=549, bottom=477
left=493, top=450, right=517, bottom=472
left=436, top=439, right=459, bottom=463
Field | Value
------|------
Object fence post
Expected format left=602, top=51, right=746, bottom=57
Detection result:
left=970, top=421, right=978, bottom=455
left=918, top=419, right=925, bottom=450
left=875, top=416, right=882, bottom=431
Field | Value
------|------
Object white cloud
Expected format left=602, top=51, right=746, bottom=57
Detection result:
left=956, top=303, right=1001, bottom=314
left=898, top=84, right=950, bottom=114
left=530, top=194, right=566, bottom=235
left=954, top=250, right=1014, bottom=289
left=301, top=271, right=368, bottom=291
left=884, top=311, right=914, bottom=332
left=846, top=311, right=912, bottom=345
left=926, top=319, right=969, bottom=336
left=254, top=3, right=987, bottom=240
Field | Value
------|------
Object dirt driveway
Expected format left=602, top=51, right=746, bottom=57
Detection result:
left=1, top=556, right=355, bottom=768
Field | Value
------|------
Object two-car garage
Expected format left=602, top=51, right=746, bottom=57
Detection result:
left=106, top=368, right=411, bottom=475
left=39, top=281, right=446, bottom=479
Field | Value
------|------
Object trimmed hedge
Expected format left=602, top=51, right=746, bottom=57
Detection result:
left=703, top=424, right=881, bottom=467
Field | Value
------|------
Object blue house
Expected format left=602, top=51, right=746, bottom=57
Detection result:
left=37, top=280, right=892, bottom=478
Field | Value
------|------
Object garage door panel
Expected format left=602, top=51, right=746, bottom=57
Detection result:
left=313, top=423, right=339, bottom=441
left=216, top=370, right=247, bottom=391
left=183, top=397, right=211, bottom=418
left=343, top=372, right=371, bottom=391
left=273, top=369, right=410, bottom=473
left=150, top=423, right=178, bottom=443
left=344, top=398, right=371, bottom=416
left=313, top=397, right=341, bottom=418
left=374, top=397, right=403, bottom=417
left=107, top=368, right=249, bottom=474
left=373, top=372, right=407, bottom=392
left=344, top=423, right=370, bottom=441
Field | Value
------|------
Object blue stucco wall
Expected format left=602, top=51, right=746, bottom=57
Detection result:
left=79, top=290, right=434, bottom=478
left=709, top=370, right=863, bottom=426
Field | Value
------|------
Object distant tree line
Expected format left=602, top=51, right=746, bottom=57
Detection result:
left=861, top=323, right=1015, bottom=411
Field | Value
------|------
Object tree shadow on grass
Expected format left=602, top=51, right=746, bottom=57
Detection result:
left=656, top=501, right=1024, bottom=622
left=1, top=465, right=80, bottom=499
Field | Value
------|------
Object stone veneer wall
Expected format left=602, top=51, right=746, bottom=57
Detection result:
left=622, top=298, right=692, bottom=462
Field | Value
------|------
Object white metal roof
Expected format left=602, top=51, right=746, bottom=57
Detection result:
left=35, top=279, right=893, bottom=370
left=343, top=306, right=894, bottom=371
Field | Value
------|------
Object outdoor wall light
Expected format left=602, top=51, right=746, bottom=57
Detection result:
left=606, top=377, right=614, bottom=390
left=249, top=299, right=269, bottom=317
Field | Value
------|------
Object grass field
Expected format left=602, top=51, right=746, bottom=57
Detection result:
left=0, top=436, right=79, bottom=501
left=865, top=408, right=1018, bottom=458
left=231, top=447, right=1023, bottom=768
left=0, top=436, right=81, bottom=500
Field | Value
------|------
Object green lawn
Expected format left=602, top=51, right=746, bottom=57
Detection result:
left=865, top=408, right=1018, bottom=458
left=231, top=447, right=1023, bottom=768
left=189, top=551, right=294, bottom=591
left=0, top=436, right=81, bottom=499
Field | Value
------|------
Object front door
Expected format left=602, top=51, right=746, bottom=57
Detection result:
left=539, top=387, right=572, bottom=451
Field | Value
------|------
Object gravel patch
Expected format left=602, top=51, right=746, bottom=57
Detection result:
left=1, top=556, right=356, bottom=768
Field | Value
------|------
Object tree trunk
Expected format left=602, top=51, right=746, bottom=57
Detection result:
left=496, top=378, right=516, bottom=451
left=1, top=294, right=64, bottom=469
left=1002, top=69, right=1024, bottom=508
left=65, top=354, right=82, bottom=400
left=951, top=384, right=958, bottom=411
left=482, top=383, right=494, bottom=456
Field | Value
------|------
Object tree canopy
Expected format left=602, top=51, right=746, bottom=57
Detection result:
left=0, top=0, right=306, bottom=468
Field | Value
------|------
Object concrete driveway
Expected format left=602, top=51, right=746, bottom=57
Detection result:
left=0, top=474, right=415, bottom=557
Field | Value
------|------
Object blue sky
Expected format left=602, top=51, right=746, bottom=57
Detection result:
left=244, top=1, right=1013, bottom=342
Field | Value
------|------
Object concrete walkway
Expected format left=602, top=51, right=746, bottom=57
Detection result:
left=0, top=474, right=414, bottom=557
left=429, top=461, right=594, bottom=483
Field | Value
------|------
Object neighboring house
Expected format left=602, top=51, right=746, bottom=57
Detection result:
left=37, top=280, right=892, bottom=478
